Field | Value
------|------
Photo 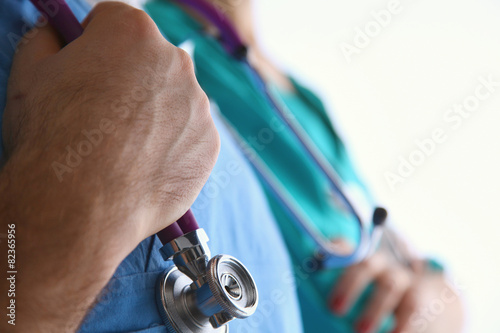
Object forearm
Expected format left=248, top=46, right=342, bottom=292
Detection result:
left=0, top=149, right=141, bottom=331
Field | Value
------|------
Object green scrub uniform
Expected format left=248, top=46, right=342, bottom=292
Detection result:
left=145, top=1, right=393, bottom=331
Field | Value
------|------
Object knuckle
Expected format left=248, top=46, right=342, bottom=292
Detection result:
left=194, top=94, right=220, bottom=161
left=196, top=90, right=211, bottom=116
left=379, top=269, right=410, bottom=295
left=89, top=4, right=161, bottom=48
left=379, top=275, right=399, bottom=294
left=91, top=1, right=116, bottom=15
left=91, top=2, right=132, bottom=22
left=116, top=8, right=158, bottom=40
left=176, top=49, right=196, bottom=76
left=359, top=257, right=378, bottom=273
left=404, top=290, right=420, bottom=312
left=129, top=9, right=155, bottom=31
left=186, top=86, right=211, bottom=123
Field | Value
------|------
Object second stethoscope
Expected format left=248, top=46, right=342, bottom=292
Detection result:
left=171, top=0, right=388, bottom=269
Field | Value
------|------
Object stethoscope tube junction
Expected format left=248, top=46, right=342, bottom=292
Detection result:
left=157, top=229, right=259, bottom=332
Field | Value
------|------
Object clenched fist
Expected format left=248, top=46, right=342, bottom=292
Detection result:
left=0, top=2, right=219, bottom=331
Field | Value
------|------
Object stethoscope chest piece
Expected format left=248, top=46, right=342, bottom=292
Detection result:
left=157, top=251, right=258, bottom=333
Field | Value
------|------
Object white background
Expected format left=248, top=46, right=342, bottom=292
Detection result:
left=254, top=0, right=500, bottom=332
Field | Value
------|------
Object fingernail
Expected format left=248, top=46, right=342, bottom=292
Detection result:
left=329, top=295, right=345, bottom=313
left=355, top=320, right=372, bottom=333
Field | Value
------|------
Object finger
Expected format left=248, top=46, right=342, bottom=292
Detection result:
left=330, top=238, right=355, bottom=255
left=81, top=1, right=131, bottom=29
left=78, top=2, right=163, bottom=50
left=355, top=268, right=412, bottom=333
left=13, top=17, right=62, bottom=69
left=329, top=253, right=387, bottom=315
left=392, top=289, right=420, bottom=333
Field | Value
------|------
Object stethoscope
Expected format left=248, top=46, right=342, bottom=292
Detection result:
left=29, top=0, right=387, bottom=331
left=164, top=0, right=388, bottom=268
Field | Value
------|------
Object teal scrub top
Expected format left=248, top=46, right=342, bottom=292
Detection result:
left=145, top=1, right=393, bottom=332
left=0, top=1, right=304, bottom=332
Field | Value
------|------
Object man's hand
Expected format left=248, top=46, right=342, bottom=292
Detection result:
left=0, top=2, right=219, bottom=331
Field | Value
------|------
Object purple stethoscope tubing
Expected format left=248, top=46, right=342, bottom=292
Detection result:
left=173, top=0, right=358, bottom=219
left=171, top=0, right=247, bottom=57
left=30, top=0, right=382, bottom=267
left=173, top=0, right=380, bottom=265
left=30, top=0, right=83, bottom=43
left=28, top=0, right=198, bottom=245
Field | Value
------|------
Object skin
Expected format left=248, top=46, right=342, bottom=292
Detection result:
left=328, top=242, right=464, bottom=333
left=0, top=2, right=219, bottom=331
left=200, top=1, right=465, bottom=332
left=0, top=1, right=465, bottom=332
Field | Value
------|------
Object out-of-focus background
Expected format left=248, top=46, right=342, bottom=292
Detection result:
left=254, top=0, right=500, bottom=332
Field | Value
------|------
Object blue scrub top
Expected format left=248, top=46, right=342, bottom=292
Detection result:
left=0, top=1, right=304, bottom=332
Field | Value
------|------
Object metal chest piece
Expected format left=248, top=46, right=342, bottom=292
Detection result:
left=156, top=229, right=258, bottom=333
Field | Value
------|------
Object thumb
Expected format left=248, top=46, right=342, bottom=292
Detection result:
left=13, top=16, right=63, bottom=69
left=13, top=1, right=138, bottom=69
left=81, top=2, right=137, bottom=29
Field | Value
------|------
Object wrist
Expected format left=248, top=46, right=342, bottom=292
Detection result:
left=0, top=147, right=143, bottom=330
left=6, top=142, right=144, bottom=246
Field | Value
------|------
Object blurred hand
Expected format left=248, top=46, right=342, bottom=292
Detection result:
left=1, top=2, right=219, bottom=331
left=328, top=243, right=464, bottom=333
